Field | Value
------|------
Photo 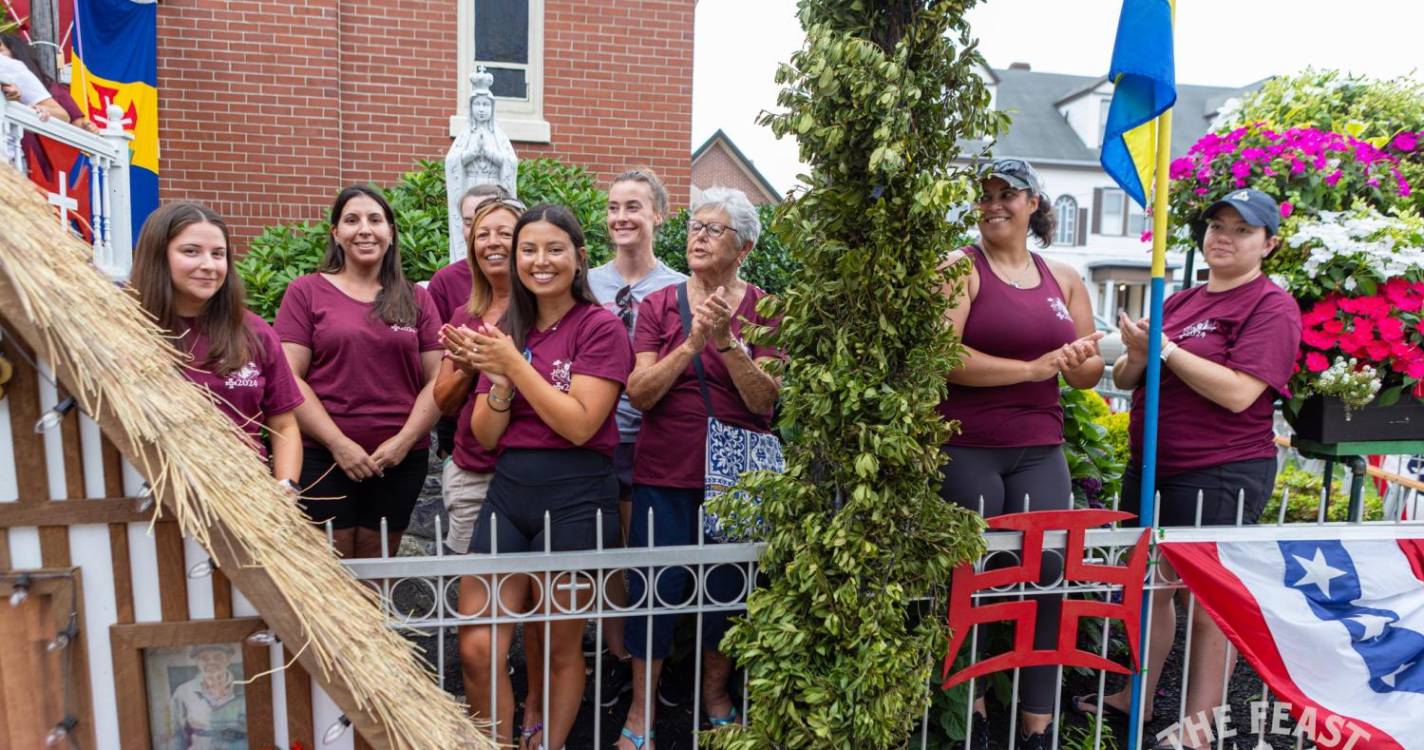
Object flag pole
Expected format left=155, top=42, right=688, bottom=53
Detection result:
left=1126, top=55, right=1175, bottom=750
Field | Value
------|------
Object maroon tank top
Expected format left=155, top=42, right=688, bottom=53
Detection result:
left=938, top=246, right=1078, bottom=448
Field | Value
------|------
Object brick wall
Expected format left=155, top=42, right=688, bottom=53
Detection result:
left=692, top=141, right=778, bottom=205
left=156, top=0, right=693, bottom=243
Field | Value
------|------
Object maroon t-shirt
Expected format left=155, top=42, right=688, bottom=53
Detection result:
left=447, top=308, right=497, bottom=473
left=273, top=274, right=442, bottom=452
left=631, top=285, right=781, bottom=488
left=475, top=302, right=633, bottom=458
left=180, top=311, right=304, bottom=460
left=937, top=247, right=1078, bottom=447
left=427, top=261, right=473, bottom=324
left=1129, top=274, right=1301, bottom=476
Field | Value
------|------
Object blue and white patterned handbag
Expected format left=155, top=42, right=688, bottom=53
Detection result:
left=676, top=283, right=784, bottom=543
left=703, top=415, right=783, bottom=542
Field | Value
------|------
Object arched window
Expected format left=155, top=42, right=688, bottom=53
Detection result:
left=1053, top=195, right=1078, bottom=246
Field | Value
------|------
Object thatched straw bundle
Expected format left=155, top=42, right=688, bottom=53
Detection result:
left=0, top=164, right=488, bottom=749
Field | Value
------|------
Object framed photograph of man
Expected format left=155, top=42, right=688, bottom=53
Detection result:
left=110, top=618, right=276, bottom=750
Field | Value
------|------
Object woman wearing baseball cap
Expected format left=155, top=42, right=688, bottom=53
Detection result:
left=1075, top=188, right=1301, bottom=747
left=939, top=158, right=1106, bottom=747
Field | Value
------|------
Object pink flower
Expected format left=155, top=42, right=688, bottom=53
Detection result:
left=1140, top=229, right=1153, bottom=244
left=1406, top=358, right=1424, bottom=379
left=1378, top=316, right=1406, bottom=341
left=1279, top=202, right=1293, bottom=219
left=1325, top=170, right=1343, bottom=187
left=1392, top=131, right=1419, bottom=152
left=1302, top=326, right=1339, bottom=349
left=1305, top=351, right=1330, bottom=372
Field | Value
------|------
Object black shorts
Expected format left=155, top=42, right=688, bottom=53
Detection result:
left=613, top=442, right=636, bottom=500
left=1120, top=458, right=1276, bottom=527
left=297, top=445, right=429, bottom=532
left=471, top=448, right=619, bottom=554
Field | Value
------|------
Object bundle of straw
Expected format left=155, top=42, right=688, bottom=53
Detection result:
left=0, top=164, right=488, bottom=750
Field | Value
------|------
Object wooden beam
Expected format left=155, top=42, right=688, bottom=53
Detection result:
left=0, top=276, right=402, bottom=748
left=0, top=498, right=152, bottom=528
left=284, top=647, right=315, bottom=749
left=154, top=520, right=188, bottom=622
left=108, top=523, right=134, bottom=624
left=1, top=326, right=51, bottom=505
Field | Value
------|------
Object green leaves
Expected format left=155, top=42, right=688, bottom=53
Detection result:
left=706, top=2, right=999, bottom=748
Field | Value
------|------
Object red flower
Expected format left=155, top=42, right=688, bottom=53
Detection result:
left=1302, top=326, right=1339, bottom=349
left=1378, top=316, right=1406, bottom=341
left=1305, top=351, right=1331, bottom=372
left=1322, top=318, right=1345, bottom=334
left=1406, top=358, right=1424, bottom=378
left=1414, top=380, right=1424, bottom=398
left=1301, top=300, right=1338, bottom=325
left=1384, top=279, right=1424, bottom=312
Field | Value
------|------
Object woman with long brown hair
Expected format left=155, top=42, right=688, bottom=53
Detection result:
left=129, top=202, right=303, bottom=483
left=274, top=186, right=443, bottom=559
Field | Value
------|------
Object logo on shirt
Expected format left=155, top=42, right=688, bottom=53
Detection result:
left=389, top=324, right=417, bottom=334
left=1047, top=297, right=1072, bottom=321
left=550, top=359, right=572, bottom=392
left=224, top=362, right=261, bottom=389
left=1180, top=319, right=1219, bottom=339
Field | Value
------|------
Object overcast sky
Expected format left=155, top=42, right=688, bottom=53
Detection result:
left=692, top=0, right=1424, bottom=193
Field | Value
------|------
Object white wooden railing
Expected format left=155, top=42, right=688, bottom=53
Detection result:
left=1, top=99, right=133, bottom=280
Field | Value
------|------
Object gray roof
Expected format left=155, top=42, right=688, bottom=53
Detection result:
left=979, top=67, right=1266, bottom=165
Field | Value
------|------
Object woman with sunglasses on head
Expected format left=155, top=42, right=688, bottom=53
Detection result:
left=586, top=167, right=687, bottom=702
left=274, top=186, right=444, bottom=559
left=938, top=158, right=1105, bottom=748
left=461, top=204, right=633, bottom=750
left=1074, top=189, right=1300, bottom=750
left=129, top=203, right=303, bottom=484
left=616, top=186, right=782, bottom=750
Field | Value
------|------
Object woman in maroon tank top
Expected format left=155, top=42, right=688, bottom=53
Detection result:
left=938, top=159, right=1105, bottom=747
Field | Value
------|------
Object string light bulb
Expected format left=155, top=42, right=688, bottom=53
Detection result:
left=245, top=630, right=279, bottom=646
left=187, top=559, right=215, bottom=579
left=44, top=716, right=77, bottom=747
left=33, top=396, right=76, bottom=434
left=323, top=715, right=352, bottom=745
left=47, top=619, right=79, bottom=652
left=9, top=573, right=32, bottom=607
left=134, top=482, right=154, bottom=513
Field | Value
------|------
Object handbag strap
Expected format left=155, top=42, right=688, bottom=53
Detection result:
left=676, top=282, right=716, bottom=418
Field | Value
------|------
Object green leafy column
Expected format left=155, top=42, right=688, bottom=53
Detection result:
left=707, top=2, right=1004, bottom=748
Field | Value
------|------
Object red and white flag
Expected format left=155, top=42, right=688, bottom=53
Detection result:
left=1162, top=539, right=1424, bottom=749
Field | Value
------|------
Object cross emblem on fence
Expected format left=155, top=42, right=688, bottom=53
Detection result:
left=941, top=509, right=1151, bottom=689
left=555, top=576, right=593, bottom=595
left=47, top=171, right=78, bottom=232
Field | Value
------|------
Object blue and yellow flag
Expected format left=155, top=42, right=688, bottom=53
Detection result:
left=1100, top=0, right=1175, bottom=208
left=70, top=0, right=158, bottom=230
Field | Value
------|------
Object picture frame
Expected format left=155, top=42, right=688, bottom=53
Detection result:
left=110, top=617, right=275, bottom=750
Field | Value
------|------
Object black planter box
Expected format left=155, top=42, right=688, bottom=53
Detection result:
left=1289, top=395, right=1424, bottom=444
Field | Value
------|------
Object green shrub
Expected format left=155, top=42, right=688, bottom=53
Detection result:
left=1261, top=463, right=1384, bottom=522
left=1062, top=386, right=1124, bottom=507
left=1095, top=410, right=1131, bottom=470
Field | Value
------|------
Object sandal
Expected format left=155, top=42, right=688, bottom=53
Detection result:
left=1070, top=692, right=1141, bottom=721
left=519, top=722, right=543, bottom=750
left=707, top=705, right=739, bottom=727
left=618, top=725, right=654, bottom=750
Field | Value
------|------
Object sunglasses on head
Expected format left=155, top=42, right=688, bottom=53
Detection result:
left=615, top=285, right=635, bottom=331
left=472, top=195, right=527, bottom=213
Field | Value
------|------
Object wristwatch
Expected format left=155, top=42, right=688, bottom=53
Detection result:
left=1160, top=341, right=1178, bottom=362
left=716, top=338, right=742, bottom=354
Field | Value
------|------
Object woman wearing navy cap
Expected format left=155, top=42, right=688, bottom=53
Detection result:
left=1075, top=188, right=1301, bottom=748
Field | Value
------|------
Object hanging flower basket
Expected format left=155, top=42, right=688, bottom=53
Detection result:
left=1286, top=393, right=1424, bottom=443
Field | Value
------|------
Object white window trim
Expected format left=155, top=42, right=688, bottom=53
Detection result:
left=1099, top=188, right=1127, bottom=237
left=1053, top=195, right=1078, bottom=246
left=452, top=0, right=551, bottom=144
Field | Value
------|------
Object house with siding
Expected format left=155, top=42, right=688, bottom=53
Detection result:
left=691, top=129, right=781, bottom=204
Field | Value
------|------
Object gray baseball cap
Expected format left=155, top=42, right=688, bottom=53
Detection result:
left=979, top=158, right=1045, bottom=197
left=1203, top=189, right=1281, bottom=234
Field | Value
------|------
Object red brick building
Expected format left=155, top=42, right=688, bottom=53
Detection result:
left=155, top=0, right=695, bottom=241
left=691, top=128, right=781, bottom=204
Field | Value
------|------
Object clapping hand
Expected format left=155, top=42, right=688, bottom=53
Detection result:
left=1118, top=311, right=1157, bottom=361
left=467, top=323, right=522, bottom=381
left=696, top=286, right=736, bottom=349
left=1058, top=331, right=1106, bottom=371
left=440, top=324, right=481, bottom=374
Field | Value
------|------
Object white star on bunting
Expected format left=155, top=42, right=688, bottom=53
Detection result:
left=1292, top=547, right=1348, bottom=599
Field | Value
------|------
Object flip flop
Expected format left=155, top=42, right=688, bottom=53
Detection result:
left=618, top=725, right=654, bottom=750
left=707, top=706, right=739, bottom=727
left=1070, top=693, right=1138, bottom=721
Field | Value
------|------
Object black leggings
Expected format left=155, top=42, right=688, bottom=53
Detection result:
left=939, top=444, right=1071, bottom=715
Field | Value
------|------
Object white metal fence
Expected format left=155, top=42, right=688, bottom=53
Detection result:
left=1, top=98, right=133, bottom=280
left=339, top=492, right=1424, bottom=750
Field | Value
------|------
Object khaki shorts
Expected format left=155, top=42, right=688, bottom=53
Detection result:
left=442, top=460, right=493, bottom=554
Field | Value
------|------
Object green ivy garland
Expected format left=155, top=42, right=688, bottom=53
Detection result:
left=706, top=2, right=1006, bottom=747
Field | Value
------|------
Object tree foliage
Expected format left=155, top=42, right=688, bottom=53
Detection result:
left=704, top=2, right=1004, bottom=747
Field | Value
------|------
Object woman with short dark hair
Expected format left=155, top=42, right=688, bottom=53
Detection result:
left=1076, top=188, right=1301, bottom=749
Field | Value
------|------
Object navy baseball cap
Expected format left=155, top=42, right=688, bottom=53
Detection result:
left=979, top=158, right=1045, bottom=198
left=1203, top=189, right=1280, bottom=234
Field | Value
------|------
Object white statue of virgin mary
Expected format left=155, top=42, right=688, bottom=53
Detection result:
left=445, top=66, right=518, bottom=261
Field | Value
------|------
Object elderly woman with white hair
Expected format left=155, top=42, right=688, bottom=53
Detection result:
left=615, top=187, right=782, bottom=749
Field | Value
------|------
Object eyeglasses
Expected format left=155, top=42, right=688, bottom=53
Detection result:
left=688, top=220, right=737, bottom=239
left=615, top=285, right=635, bottom=331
